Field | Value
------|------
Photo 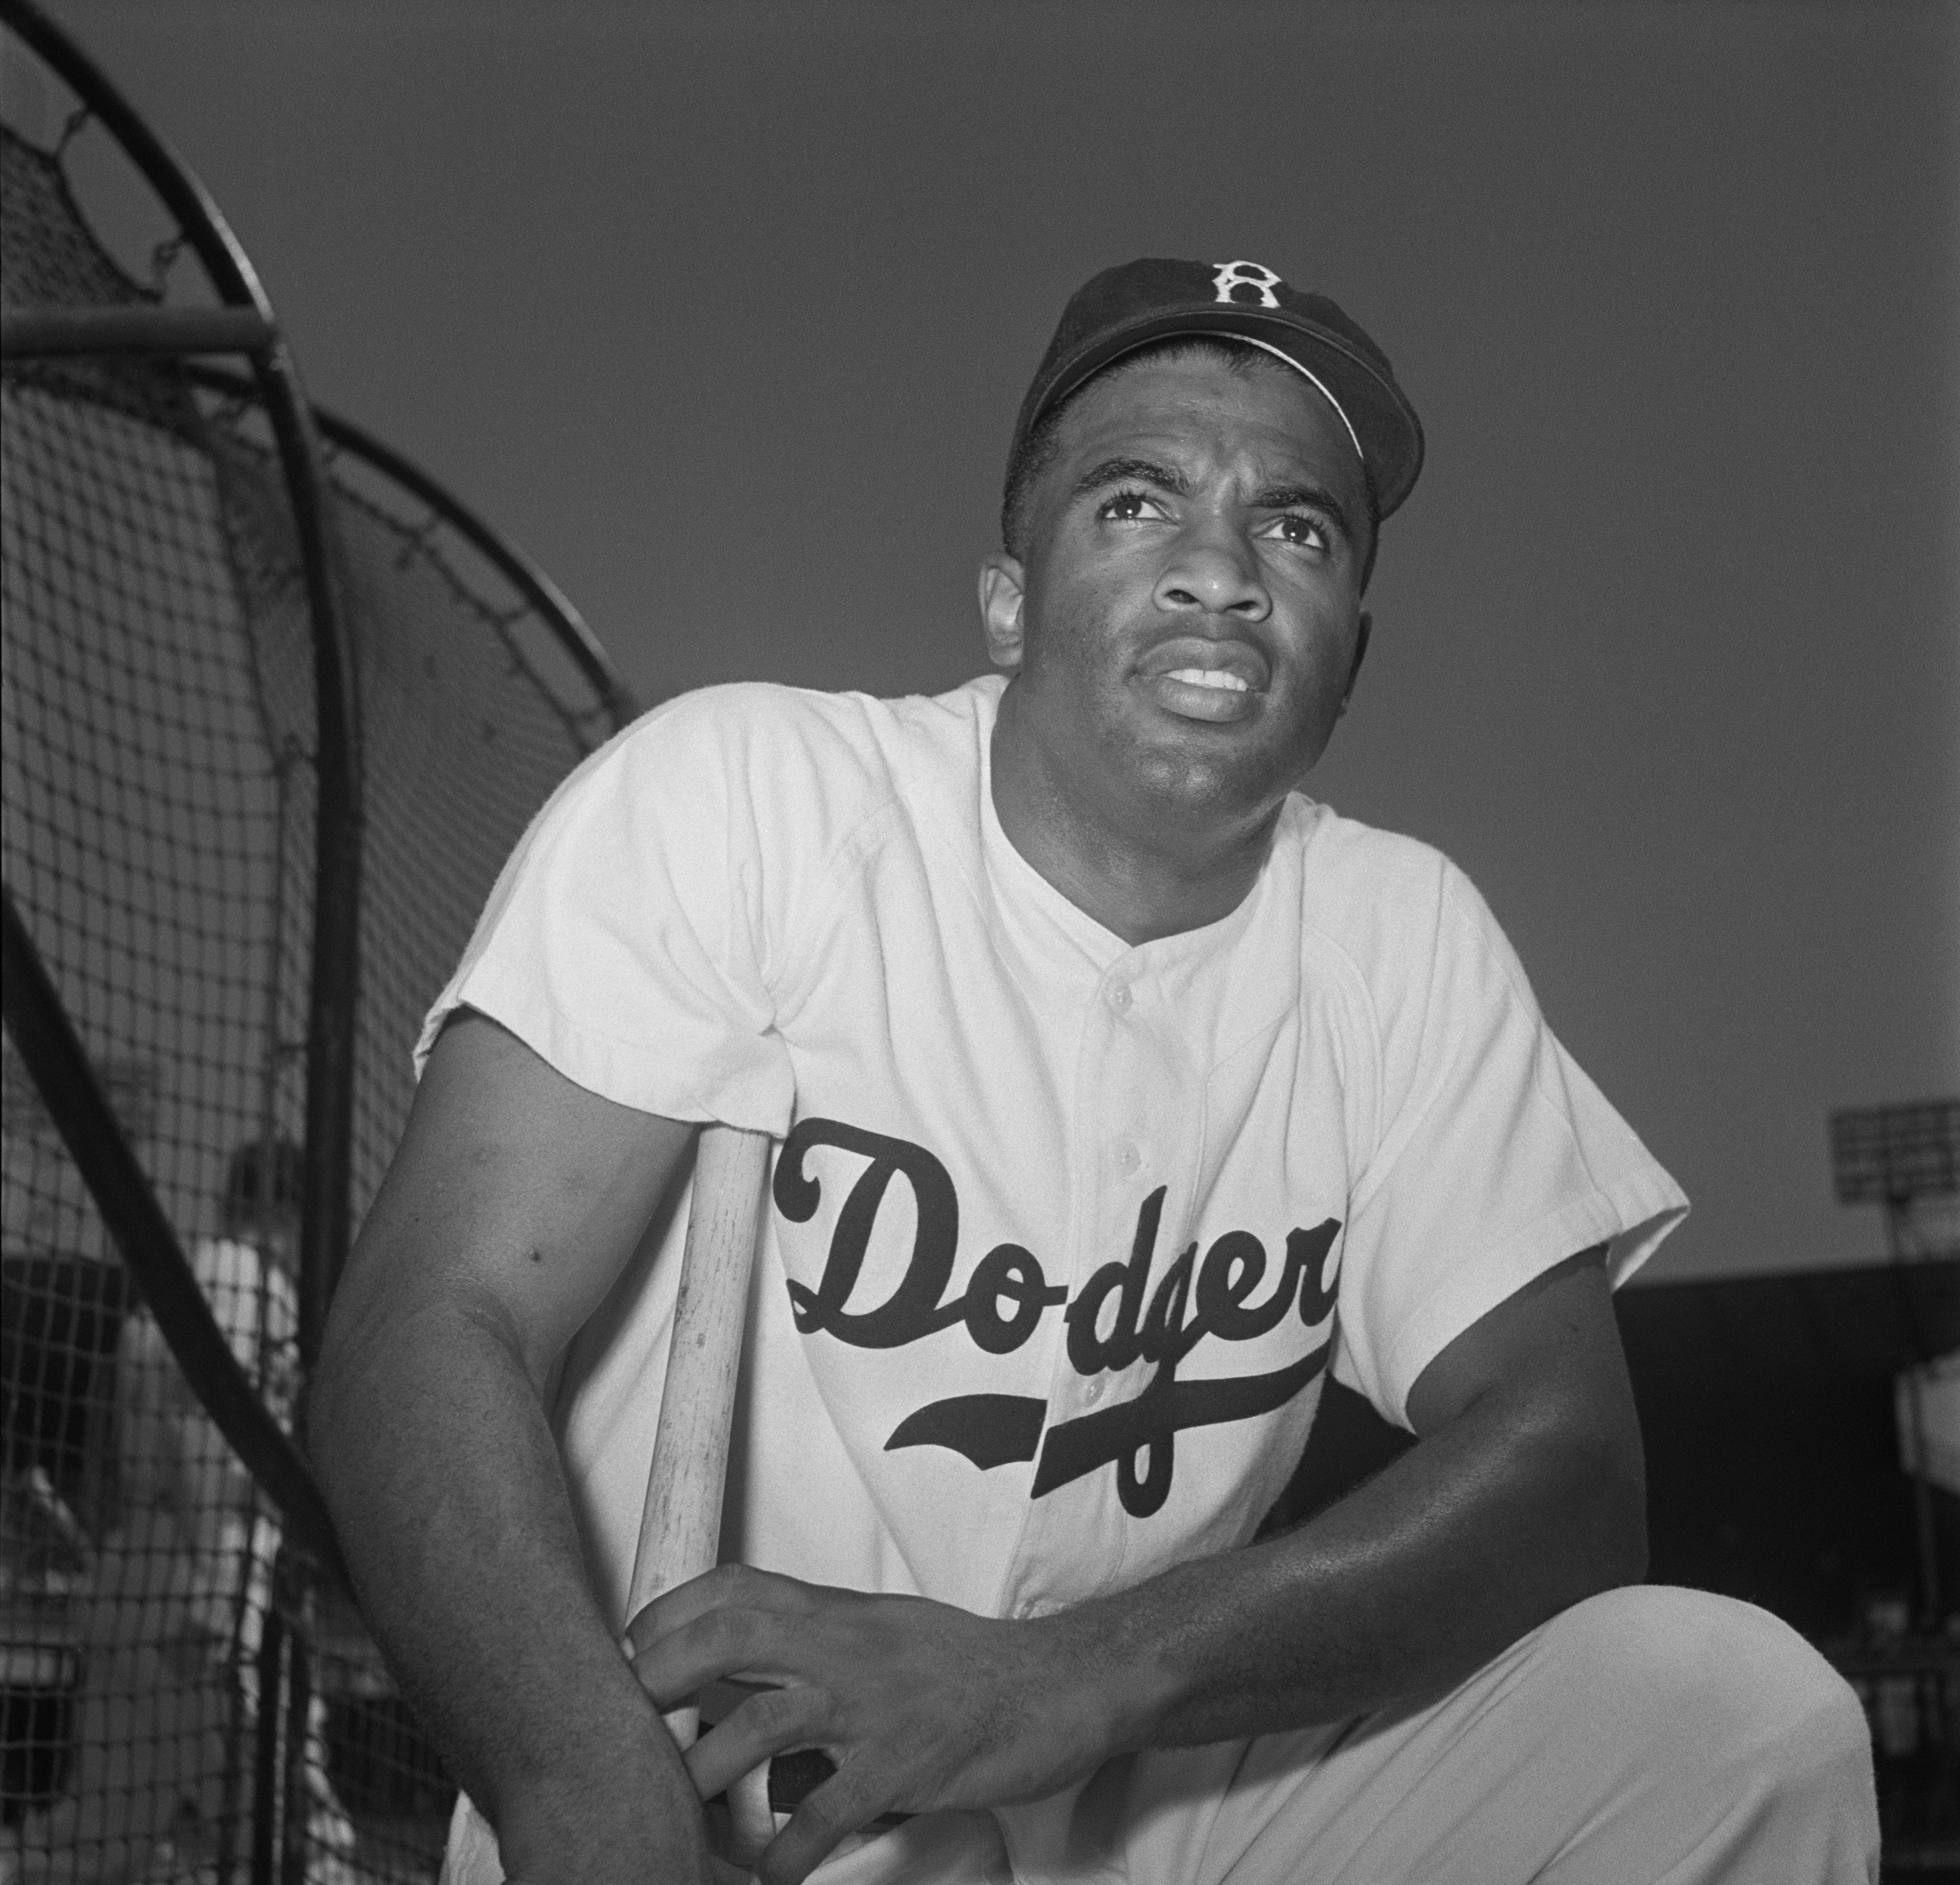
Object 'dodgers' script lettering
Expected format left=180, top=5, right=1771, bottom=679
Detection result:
left=774, top=1117, right=1341, bottom=1516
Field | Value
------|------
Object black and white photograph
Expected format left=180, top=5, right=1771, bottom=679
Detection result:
left=1, top=3, right=1953, bottom=1881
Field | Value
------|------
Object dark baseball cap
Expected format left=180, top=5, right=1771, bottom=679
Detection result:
left=1010, top=257, right=1424, bottom=518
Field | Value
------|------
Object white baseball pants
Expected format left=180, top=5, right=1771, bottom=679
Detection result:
left=803, top=1586, right=1878, bottom=1884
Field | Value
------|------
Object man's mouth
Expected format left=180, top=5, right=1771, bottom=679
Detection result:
left=1163, top=668, right=1251, bottom=694
left=1139, top=643, right=1267, bottom=723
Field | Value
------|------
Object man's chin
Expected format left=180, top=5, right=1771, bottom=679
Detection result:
left=1123, top=734, right=1311, bottom=828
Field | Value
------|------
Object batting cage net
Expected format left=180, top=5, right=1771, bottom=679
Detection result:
left=2, top=8, right=633, bottom=1880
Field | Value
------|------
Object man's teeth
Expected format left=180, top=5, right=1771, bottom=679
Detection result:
left=1165, top=668, right=1250, bottom=692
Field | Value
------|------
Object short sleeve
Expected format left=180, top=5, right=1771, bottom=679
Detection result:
left=415, top=693, right=796, bottom=1132
left=1332, top=862, right=1687, bottom=1426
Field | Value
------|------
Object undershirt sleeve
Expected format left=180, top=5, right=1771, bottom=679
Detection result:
left=414, top=693, right=796, bottom=1133
left=1332, top=862, right=1687, bottom=1427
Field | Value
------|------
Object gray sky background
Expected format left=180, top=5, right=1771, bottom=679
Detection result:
left=23, top=0, right=1959, bottom=1279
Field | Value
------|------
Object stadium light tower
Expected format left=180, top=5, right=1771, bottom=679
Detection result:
left=1831, top=1097, right=1960, bottom=1625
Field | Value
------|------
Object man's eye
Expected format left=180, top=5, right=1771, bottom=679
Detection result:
left=1096, top=489, right=1164, bottom=522
left=1262, top=513, right=1331, bottom=551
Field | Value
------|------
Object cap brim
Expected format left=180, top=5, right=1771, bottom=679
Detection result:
left=1027, top=304, right=1424, bottom=518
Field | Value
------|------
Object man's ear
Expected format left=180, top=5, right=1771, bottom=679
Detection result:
left=1338, top=610, right=1372, bottom=716
left=978, top=554, right=1028, bottom=672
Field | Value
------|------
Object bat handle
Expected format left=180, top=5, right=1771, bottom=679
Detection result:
left=624, top=1122, right=772, bottom=1749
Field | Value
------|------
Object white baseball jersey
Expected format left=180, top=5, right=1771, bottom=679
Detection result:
left=418, top=675, right=1685, bottom=1633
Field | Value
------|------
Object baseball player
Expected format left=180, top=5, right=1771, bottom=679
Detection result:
left=312, top=258, right=1877, bottom=1884
left=45, top=1141, right=358, bottom=1884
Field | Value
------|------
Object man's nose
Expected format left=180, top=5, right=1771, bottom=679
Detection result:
left=1154, top=522, right=1270, bottom=620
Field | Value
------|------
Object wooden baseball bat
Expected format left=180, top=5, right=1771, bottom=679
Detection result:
left=625, top=1122, right=772, bottom=1748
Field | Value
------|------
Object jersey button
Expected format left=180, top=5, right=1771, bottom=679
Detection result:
left=1083, top=1378, right=1105, bottom=1405
left=1108, top=982, right=1132, bottom=1012
left=1114, top=1142, right=1139, bottom=1173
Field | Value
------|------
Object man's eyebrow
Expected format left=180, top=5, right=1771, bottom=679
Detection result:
left=1069, top=457, right=1192, bottom=501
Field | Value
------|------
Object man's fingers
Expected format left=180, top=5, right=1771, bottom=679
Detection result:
left=756, top=1764, right=895, bottom=1885
left=627, top=1600, right=815, bottom=1713
left=684, top=1685, right=835, bottom=1801
left=624, top=1561, right=814, bottom=1661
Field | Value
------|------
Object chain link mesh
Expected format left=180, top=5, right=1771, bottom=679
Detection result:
left=3, top=54, right=628, bottom=1882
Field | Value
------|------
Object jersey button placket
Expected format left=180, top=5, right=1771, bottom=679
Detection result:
left=1016, top=968, right=1137, bottom=1594
left=1107, top=977, right=1142, bottom=1176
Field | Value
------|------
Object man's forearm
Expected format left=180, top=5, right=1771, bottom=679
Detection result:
left=310, top=1291, right=704, bottom=1880
left=1064, top=1369, right=1646, bottom=1754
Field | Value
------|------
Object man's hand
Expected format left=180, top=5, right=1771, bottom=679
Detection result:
left=626, top=1567, right=1140, bottom=1884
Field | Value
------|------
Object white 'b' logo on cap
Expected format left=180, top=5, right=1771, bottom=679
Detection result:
left=1211, top=260, right=1283, bottom=307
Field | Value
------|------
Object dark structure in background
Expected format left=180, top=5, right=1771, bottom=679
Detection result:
left=1621, top=1263, right=1956, bottom=1640
left=1833, top=1098, right=1960, bottom=1637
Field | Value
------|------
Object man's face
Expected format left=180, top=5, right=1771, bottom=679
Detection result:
left=986, top=350, right=1371, bottom=836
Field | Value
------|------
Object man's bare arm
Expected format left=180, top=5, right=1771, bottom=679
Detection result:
left=636, top=1246, right=1645, bottom=1884
left=1114, top=1244, right=1644, bottom=1741
left=309, top=1013, right=721, bottom=1885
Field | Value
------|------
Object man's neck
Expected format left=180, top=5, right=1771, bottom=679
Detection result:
left=988, top=708, right=1281, bottom=948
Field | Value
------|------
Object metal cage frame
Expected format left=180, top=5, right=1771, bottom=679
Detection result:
left=1, top=3, right=636, bottom=1875
left=1, top=0, right=361, bottom=1571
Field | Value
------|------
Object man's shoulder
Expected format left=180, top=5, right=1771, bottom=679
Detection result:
left=1276, top=797, right=1505, bottom=984
left=607, top=676, right=999, bottom=804
left=1282, top=797, right=1461, bottom=921
left=566, top=677, right=999, bottom=882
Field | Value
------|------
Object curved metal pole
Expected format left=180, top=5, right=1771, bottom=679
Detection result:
left=181, top=362, right=640, bottom=737
left=259, top=333, right=364, bottom=1355
left=308, top=403, right=640, bottom=730
left=3, top=0, right=283, bottom=321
